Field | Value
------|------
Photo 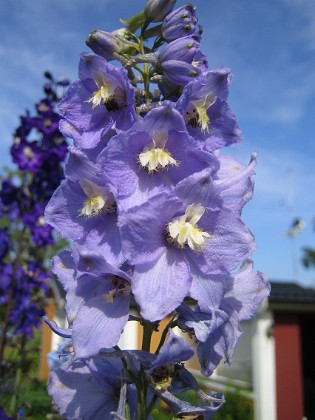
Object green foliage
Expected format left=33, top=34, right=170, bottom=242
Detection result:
left=0, top=331, right=47, bottom=418
left=301, top=217, right=315, bottom=270
left=302, top=246, right=315, bottom=269
left=17, top=380, right=53, bottom=420
left=213, top=388, right=254, bottom=420
left=1, top=377, right=57, bottom=420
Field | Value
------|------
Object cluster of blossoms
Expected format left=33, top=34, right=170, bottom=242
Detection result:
left=0, top=73, right=69, bottom=389
left=45, top=1, right=270, bottom=419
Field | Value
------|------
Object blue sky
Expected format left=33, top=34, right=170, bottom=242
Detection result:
left=1, top=0, right=315, bottom=286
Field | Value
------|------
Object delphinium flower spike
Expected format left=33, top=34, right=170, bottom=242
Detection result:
left=0, top=73, right=69, bottom=418
left=45, top=1, right=270, bottom=418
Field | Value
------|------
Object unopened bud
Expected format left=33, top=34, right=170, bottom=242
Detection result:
left=86, top=29, right=138, bottom=61
left=162, top=4, right=198, bottom=41
left=159, top=35, right=200, bottom=63
left=144, top=0, right=177, bottom=22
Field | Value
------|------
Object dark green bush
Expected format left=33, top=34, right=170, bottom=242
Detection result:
left=17, top=380, right=53, bottom=420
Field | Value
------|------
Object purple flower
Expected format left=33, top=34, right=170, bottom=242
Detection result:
left=119, top=189, right=254, bottom=321
left=0, top=180, right=23, bottom=208
left=59, top=53, right=137, bottom=149
left=130, top=331, right=224, bottom=418
left=97, top=103, right=218, bottom=211
left=176, top=68, right=242, bottom=151
left=146, top=330, right=194, bottom=374
left=0, top=228, right=11, bottom=262
left=1, top=262, right=49, bottom=338
left=55, top=247, right=132, bottom=359
left=174, top=152, right=257, bottom=216
left=178, top=261, right=270, bottom=376
left=11, top=138, right=47, bottom=172
left=36, top=97, right=55, bottom=115
left=22, top=203, right=54, bottom=245
left=192, top=50, right=209, bottom=73
left=48, top=357, right=129, bottom=420
left=31, top=112, right=60, bottom=137
left=0, top=407, right=15, bottom=420
left=45, top=147, right=122, bottom=263
left=31, top=222, right=54, bottom=246
left=0, top=264, right=14, bottom=304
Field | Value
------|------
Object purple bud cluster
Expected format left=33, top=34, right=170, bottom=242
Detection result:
left=45, top=1, right=270, bottom=418
left=162, top=4, right=200, bottom=42
left=0, top=73, right=69, bottom=340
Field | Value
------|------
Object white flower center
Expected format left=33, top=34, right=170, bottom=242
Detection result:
left=87, top=85, right=113, bottom=108
left=80, top=195, right=106, bottom=217
left=185, top=92, right=216, bottom=133
left=139, top=148, right=178, bottom=172
left=23, top=146, right=35, bottom=160
left=43, top=118, right=52, bottom=127
left=86, top=72, right=121, bottom=109
left=37, top=216, right=46, bottom=227
left=79, top=179, right=116, bottom=217
left=167, top=204, right=210, bottom=251
left=138, top=131, right=178, bottom=172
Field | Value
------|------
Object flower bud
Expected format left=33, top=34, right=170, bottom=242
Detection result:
left=162, top=4, right=198, bottom=41
left=157, top=35, right=201, bottom=86
left=159, top=60, right=200, bottom=85
left=144, top=0, right=177, bottom=22
left=86, top=29, right=137, bottom=61
left=159, top=35, right=200, bottom=63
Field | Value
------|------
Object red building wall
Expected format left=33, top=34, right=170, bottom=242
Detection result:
left=274, top=314, right=304, bottom=420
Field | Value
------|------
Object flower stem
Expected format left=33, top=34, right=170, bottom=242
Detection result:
left=155, top=313, right=177, bottom=354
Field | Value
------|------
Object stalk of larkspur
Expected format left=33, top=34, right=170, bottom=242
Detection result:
left=139, top=321, right=154, bottom=419
left=0, top=73, right=69, bottom=418
left=140, top=22, right=151, bottom=104
left=44, top=1, right=270, bottom=418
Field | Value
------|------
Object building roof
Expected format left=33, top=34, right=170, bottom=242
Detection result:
left=269, top=281, right=315, bottom=304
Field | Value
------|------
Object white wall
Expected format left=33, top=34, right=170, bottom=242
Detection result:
left=252, top=303, right=276, bottom=420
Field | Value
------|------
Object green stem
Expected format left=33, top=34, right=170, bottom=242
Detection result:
left=137, top=321, right=155, bottom=419
left=9, top=334, right=27, bottom=416
left=9, top=366, right=22, bottom=415
left=142, top=321, right=154, bottom=352
left=145, top=393, right=158, bottom=418
left=155, top=313, right=177, bottom=355
left=138, top=26, right=151, bottom=104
